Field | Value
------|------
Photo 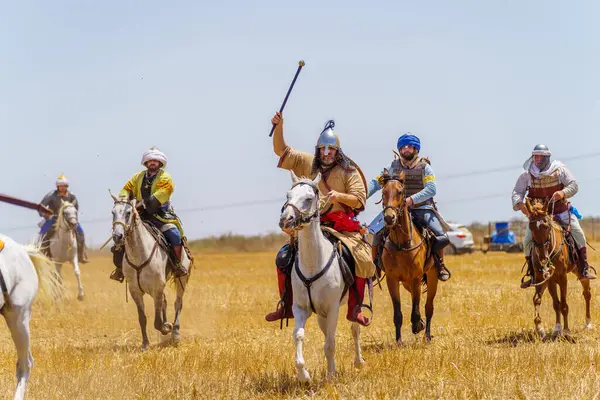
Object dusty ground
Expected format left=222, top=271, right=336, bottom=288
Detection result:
left=2, top=250, right=600, bottom=399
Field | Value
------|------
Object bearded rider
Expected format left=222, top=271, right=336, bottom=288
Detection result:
left=264, top=112, right=376, bottom=326
left=367, top=134, right=451, bottom=281
left=109, top=147, right=188, bottom=282
left=512, top=144, right=596, bottom=288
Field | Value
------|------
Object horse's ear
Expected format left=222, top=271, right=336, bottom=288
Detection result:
left=108, top=189, right=118, bottom=203
left=290, top=170, right=299, bottom=184
left=543, top=197, right=550, bottom=213
left=398, top=170, right=406, bottom=181
left=313, top=172, right=322, bottom=185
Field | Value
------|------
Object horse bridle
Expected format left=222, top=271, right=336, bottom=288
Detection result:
left=112, top=200, right=135, bottom=237
left=282, top=182, right=321, bottom=228
left=529, top=214, right=563, bottom=273
left=58, top=203, right=78, bottom=233
left=381, top=177, right=424, bottom=251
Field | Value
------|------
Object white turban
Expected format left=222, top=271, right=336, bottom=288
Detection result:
left=56, top=173, right=69, bottom=186
left=141, top=146, right=168, bottom=168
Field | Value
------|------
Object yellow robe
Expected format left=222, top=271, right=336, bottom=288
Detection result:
left=120, top=170, right=184, bottom=235
left=278, top=147, right=375, bottom=279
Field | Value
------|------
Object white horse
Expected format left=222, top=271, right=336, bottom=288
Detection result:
left=0, top=233, right=64, bottom=400
left=110, top=193, right=191, bottom=350
left=279, top=172, right=365, bottom=382
left=46, top=201, right=84, bottom=300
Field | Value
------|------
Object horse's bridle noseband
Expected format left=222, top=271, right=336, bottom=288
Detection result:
left=112, top=200, right=135, bottom=236
left=282, top=182, right=320, bottom=228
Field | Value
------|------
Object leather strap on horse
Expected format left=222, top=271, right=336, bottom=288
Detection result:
left=124, top=241, right=159, bottom=294
left=294, top=248, right=337, bottom=314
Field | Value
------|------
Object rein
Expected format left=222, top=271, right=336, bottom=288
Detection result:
left=529, top=215, right=566, bottom=287
left=282, top=181, right=332, bottom=231
left=112, top=200, right=161, bottom=294
left=382, top=179, right=425, bottom=252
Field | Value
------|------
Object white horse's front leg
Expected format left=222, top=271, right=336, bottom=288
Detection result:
left=72, top=256, right=84, bottom=301
left=318, top=309, right=339, bottom=380
left=6, top=307, right=33, bottom=400
left=292, top=304, right=311, bottom=382
left=351, top=322, right=365, bottom=369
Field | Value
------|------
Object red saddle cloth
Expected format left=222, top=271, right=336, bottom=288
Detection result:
left=321, top=211, right=361, bottom=233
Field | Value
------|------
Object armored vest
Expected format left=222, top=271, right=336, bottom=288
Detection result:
left=528, top=172, right=568, bottom=214
left=391, top=158, right=433, bottom=207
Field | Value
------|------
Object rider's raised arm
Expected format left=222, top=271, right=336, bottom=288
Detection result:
left=512, top=171, right=529, bottom=211
left=409, top=164, right=437, bottom=206
left=272, top=112, right=288, bottom=157
left=559, top=166, right=579, bottom=199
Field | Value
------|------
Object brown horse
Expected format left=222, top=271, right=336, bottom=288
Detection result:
left=380, top=170, right=439, bottom=344
left=525, top=197, right=592, bottom=340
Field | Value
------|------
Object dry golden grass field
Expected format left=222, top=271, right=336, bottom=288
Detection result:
left=2, top=249, right=600, bottom=399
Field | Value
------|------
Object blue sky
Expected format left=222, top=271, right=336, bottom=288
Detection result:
left=1, top=1, right=599, bottom=245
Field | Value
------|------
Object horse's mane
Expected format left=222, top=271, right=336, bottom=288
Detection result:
left=293, top=176, right=320, bottom=192
left=55, top=201, right=76, bottom=229
left=529, top=200, right=562, bottom=232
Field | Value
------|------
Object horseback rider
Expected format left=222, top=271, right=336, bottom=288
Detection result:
left=367, top=134, right=451, bottom=281
left=265, top=112, right=376, bottom=326
left=109, top=147, right=188, bottom=282
left=38, top=174, right=89, bottom=263
left=513, top=144, right=596, bottom=288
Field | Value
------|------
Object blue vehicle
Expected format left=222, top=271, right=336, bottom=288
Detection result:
left=483, top=221, right=523, bottom=253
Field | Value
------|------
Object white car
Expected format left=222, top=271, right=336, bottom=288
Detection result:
left=445, top=223, right=475, bottom=255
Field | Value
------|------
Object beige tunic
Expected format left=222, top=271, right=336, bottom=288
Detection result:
left=278, top=147, right=375, bottom=279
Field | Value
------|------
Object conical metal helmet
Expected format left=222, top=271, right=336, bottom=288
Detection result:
left=316, top=120, right=340, bottom=155
left=532, top=144, right=551, bottom=156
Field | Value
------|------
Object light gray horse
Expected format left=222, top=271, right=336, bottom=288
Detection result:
left=110, top=192, right=191, bottom=349
left=47, top=201, right=84, bottom=300
left=0, top=234, right=64, bottom=400
left=280, top=172, right=365, bottom=382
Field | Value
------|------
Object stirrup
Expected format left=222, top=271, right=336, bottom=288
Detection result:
left=520, top=275, right=533, bottom=289
left=580, top=265, right=597, bottom=280
left=110, top=269, right=124, bottom=283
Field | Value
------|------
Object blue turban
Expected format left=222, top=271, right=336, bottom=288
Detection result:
left=397, top=134, right=420, bottom=152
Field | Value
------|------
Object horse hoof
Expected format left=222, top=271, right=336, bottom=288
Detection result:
left=77, top=294, right=84, bottom=301
left=412, top=319, right=425, bottom=335
left=297, top=369, right=311, bottom=382
left=172, top=332, right=181, bottom=344
left=354, top=358, right=366, bottom=369
left=584, top=323, right=593, bottom=330
left=564, top=332, right=575, bottom=343
left=161, top=322, right=173, bottom=335
left=141, top=343, right=149, bottom=351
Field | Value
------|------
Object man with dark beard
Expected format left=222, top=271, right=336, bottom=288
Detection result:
left=109, top=146, right=188, bottom=282
left=366, top=134, right=451, bottom=281
left=512, top=144, right=596, bottom=288
left=264, top=112, right=376, bottom=326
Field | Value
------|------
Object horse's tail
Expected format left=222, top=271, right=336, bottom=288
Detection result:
left=23, top=244, right=65, bottom=304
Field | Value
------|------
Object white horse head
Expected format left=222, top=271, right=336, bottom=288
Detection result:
left=58, top=200, right=78, bottom=231
left=279, top=171, right=322, bottom=231
left=109, top=190, right=135, bottom=247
